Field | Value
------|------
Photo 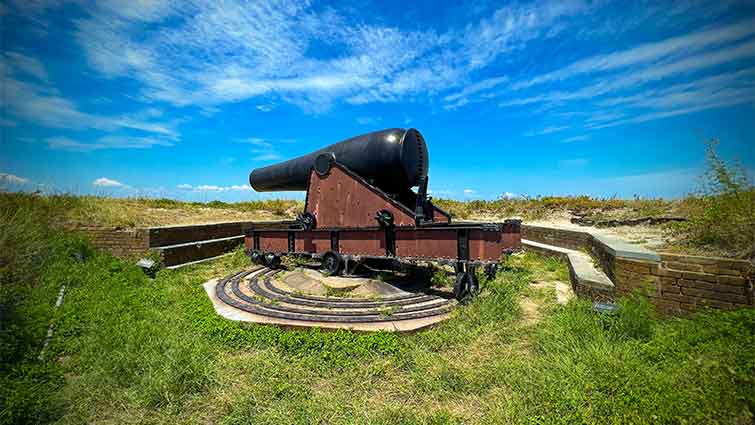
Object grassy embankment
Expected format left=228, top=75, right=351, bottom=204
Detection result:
left=1, top=192, right=753, bottom=424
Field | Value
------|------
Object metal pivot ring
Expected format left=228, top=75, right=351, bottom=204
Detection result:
left=298, top=212, right=316, bottom=230
left=314, top=152, right=336, bottom=176
left=375, top=209, right=394, bottom=227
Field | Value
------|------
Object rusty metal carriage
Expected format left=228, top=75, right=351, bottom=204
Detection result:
left=245, top=128, right=521, bottom=300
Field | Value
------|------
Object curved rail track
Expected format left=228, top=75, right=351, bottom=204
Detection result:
left=212, top=267, right=455, bottom=329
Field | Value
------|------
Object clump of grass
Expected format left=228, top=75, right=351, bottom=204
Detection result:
left=506, top=296, right=755, bottom=424
left=667, top=140, right=755, bottom=260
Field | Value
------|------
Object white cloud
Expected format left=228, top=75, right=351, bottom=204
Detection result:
left=444, top=75, right=508, bottom=104
left=501, top=38, right=755, bottom=108
left=92, top=177, right=125, bottom=187
left=463, top=188, right=476, bottom=195
left=0, top=172, right=29, bottom=185
left=511, top=18, right=755, bottom=90
left=561, top=135, right=590, bottom=143
left=4, top=51, right=48, bottom=81
left=177, top=183, right=253, bottom=192
left=68, top=0, right=597, bottom=111
left=1, top=75, right=180, bottom=141
left=500, top=192, right=518, bottom=199
left=525, top=125, right=569, bottom=136
left=46, top=135, right=173, bottom=151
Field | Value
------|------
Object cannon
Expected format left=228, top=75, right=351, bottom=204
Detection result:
left=244, top=128, right=521, bottom=301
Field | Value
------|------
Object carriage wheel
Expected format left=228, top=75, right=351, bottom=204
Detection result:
left=454, top=272, right=479, bottom=302
left=250, top=250, right=264, bottom=265
left=264, top=252, right=281, bottom=269
left=321, top=251, right=342, bottom=276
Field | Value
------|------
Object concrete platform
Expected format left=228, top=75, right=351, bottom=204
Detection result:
left=204, top=267, right=454, bottom=332
left=522, top=239, right=615, bottom=297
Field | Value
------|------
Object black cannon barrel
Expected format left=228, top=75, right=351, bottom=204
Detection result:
left=249, top=128, right=428, bottom=193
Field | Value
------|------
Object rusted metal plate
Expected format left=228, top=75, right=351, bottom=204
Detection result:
left=395, top=229, right=458, bottom=260
left=259, top=231, right=289, bottom=252
left=469, top=229, right=502, bottom=261
left=501, top=231, right=521, bottom=250
left=306, top=166, right=415, bottom=229
left=339, top=230, right=386, bottom=256
left=244, top=236, right=253, bottom=251
left=295, top=231, right=331, bottom=254
left=433, top=206, right=450, bottom=223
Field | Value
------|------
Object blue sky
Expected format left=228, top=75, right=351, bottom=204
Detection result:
left=1, top=0, right=754, bottom=201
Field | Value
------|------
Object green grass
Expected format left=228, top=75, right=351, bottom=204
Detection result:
left=2, top=236, right=753, bottom=424
left=2, top=160, right=754, bottom=424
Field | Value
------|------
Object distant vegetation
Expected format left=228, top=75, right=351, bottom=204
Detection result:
left=434, top=195, right=682, bottom=222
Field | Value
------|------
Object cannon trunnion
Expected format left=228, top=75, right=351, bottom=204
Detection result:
left=244, top=128, right=521, bottom=301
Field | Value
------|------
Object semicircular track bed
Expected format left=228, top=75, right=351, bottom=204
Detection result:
left=205, top=267, right=456, bottom=332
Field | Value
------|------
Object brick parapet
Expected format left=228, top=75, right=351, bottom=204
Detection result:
left=67, top=225, right=150, bottom=259
left=522, top=224, right=754, bottom=314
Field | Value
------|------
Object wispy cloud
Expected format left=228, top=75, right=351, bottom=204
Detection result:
left=46, top=135, right=174, bottom=151
left=237, top=136, right=295, bottom=161
left=0, top=172, right=29, bottom=185
left=525, top=125, right=569, bottom=136
left=511, top=18, right=755, bottom=90
left=176, top=183, right=252, bottom=192
left=561, top=135, right=590, bottom=143
left=92, top=177, right=126, bottom=187
left=68, top=0, right=597, bottom=112
left=4, top=51, right=48, bottom=81
left=1, top=55, right=180, bottom=143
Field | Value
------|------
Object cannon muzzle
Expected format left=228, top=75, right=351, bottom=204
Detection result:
left=249, top=128, right=428, bottom=193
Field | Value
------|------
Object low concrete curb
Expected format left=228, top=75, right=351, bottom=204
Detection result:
left=523, top=239, right=615, bottom=300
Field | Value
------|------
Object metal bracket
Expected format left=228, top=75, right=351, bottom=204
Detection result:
left=457, top=229, right=469, bottom=261
left=414, top=176, right=428, bottom=225
left=253, top=232, right=260, bottom=250
left=385, top=228, right=396, bottom=257
left=330, top=231, right=339, bottom=252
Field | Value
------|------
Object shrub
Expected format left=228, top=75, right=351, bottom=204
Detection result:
left=669, top=140, right=755, bottom=259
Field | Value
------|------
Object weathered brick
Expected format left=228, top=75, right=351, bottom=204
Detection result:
left=717, top=275, right=746, bottom=285
left=711, top=268, right=744, bottom=277
left=681, top=287, right=749, bottom=304
left=654, top=267, right=683, bottom=278
left=681, top=271, right=718, bottom=283
left=662, top=292, right=693, bottom=303
left=678, top=279, right=716, bottom=291
left=715, top=284, right=747, bottom=295
left=671, top=255, right=716, bottom=265
left=664, top=262, right=703, bottom=272
left=696, top=298, right=735, bottom=310
left=618, top=260, right=654, bottom=274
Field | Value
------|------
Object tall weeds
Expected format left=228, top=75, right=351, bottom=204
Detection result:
left=670, top=140, right=755, bottom=260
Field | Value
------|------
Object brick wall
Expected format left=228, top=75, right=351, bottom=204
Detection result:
left=521, top=224, right=754, bottom=314
left=69, top=226, right=150, bottom=258
left=521, top=225, right=591, bottom=251
left=595, top=244, right=752, bottom=314
left=149, top=222, right=255, bottom=247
